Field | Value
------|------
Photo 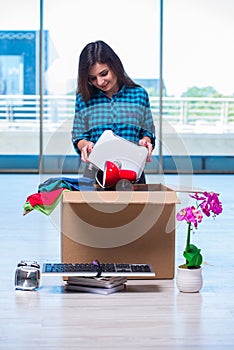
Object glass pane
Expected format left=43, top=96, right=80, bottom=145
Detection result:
left=163, top=0, right=234, bottom=172
left=43, top=0, right=159, bottom=173
left=0, top=0, right=39, bottom=171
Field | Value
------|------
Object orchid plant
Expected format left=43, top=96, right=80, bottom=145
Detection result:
left=176, top=191, right=223, bottom=269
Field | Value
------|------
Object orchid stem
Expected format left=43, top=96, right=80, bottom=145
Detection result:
left=186, top=222, right=191, bottom=251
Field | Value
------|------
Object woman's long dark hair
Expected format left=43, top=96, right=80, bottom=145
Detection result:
left=76, top=40, right=138, bottom=102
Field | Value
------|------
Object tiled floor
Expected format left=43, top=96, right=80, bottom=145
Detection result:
left=0, top=174, right=233, bottom=349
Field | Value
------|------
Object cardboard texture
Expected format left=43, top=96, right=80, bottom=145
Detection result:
left=61, top=184, right=179, bottom=279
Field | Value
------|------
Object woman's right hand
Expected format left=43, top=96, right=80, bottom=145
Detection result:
left=79, top=141, right=94, bottom=162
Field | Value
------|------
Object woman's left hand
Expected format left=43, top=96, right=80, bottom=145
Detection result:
left=139, top=138, right=153, bottom=162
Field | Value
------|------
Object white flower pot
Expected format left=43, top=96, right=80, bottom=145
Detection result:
left=176, top=266, right=203, bottom=293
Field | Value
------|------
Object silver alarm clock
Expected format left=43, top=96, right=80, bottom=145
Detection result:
left=15, top=261, right=40, bottom=291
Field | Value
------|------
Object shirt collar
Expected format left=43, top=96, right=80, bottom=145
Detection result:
left=94, top=84, right=126, bottom=98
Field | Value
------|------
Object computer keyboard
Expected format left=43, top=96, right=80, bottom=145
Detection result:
left=42, top=262, right=155, bottom=277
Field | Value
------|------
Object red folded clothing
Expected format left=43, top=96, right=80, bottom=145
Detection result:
left=26, top=188, right=66, bottom=207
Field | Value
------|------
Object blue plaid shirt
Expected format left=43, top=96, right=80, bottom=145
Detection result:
left=72, top=85, right=155, bottom=154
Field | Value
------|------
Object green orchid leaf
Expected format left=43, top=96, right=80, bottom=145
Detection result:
left=184, top=243, right=203, bottom=267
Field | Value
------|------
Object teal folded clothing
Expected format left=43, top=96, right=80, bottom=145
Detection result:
left=38, top=176, right=95, bottom=192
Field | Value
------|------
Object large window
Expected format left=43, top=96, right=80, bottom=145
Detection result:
left=0, top=1, right=39, bottom=171
left=0, top=0, right=233, bottom=173
left=42, top=0, right=159, bottom=173
left=162, top=0, right=234, bottom=172
left=0, top=0, right=159, bottom=173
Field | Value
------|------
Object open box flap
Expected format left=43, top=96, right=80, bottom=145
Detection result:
left=164, top=183, right=206, bottom=194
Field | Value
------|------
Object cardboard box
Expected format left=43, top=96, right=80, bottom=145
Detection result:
left=61, top=184, right=179, bottom=279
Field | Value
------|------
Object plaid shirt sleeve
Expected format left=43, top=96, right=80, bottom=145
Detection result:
left=72, top=85, right=155, bottom=155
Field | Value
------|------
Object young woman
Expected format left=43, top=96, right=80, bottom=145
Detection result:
left=72, top=40, right=155, bottom=183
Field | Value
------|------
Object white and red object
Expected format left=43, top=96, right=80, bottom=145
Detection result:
left=96, top=160, right=137, bottom=188
left=88, top=130, right=148, bottom=180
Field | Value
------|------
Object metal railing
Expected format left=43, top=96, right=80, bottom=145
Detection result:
left=150, top=97, right=234, bottom=132
left=1, top=94, right=234, bottom=132
left=0, top=95, right=75, bottom=130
